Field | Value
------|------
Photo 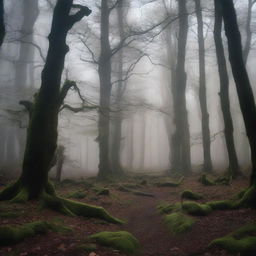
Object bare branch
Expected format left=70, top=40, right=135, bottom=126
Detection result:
left=68, top=5, right=91, bottom=28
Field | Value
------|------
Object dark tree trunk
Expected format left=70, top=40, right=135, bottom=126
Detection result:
left=0, top=0, right=5, bottom=46
left=214, top=0, right=240, bottom=178
left=243, top=0, right=255, bottom=64
left=55, top=145, right=65, bottom=183
left=195, top=0, right=212, bottom=172
left=0, top=0, right=91, bottom=200
left=220, top=0, right=256, bottom=186
left=171, top=0, right=191, bottom=174
left=98, top=0, right=112, bottom=179
left=111, top=0, right=124, bottom=176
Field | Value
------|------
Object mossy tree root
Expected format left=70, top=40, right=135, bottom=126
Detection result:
left=0, top=180, right=56, bottom=203
left=40, top=193, right=124, bottom=224
left=0, top=221, right=51, bottom=246
left=209, top=224, right=256, bottom=255
left=207, top=186, right=256, bottom=210
left=0, top=181, right=123, bottom=224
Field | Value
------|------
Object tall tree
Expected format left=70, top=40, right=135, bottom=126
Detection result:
left=219, top=0, right=256, bottom=207
left=243, top=0, right=256, bottom=64
left=0, top=0, right=5, bottom=46
left=111, top=0, right=125, bottom=176
left=97, top=0, right=113, bottom=179
left=194, top=0, right=212, bottom=172
left=171, top=0, right=191, bottom=174
left=4, top=0, right=91, bottom=199
left=214, top=0, right=240, bottom=178
left=0, top=0, right=121, bottom=223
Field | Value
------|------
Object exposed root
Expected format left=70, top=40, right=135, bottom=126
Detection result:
left=0, top=181, right=124, bottom=224
left=0, top=220, right=72, bottom=246
left=0, top=180, right=21, bottom=201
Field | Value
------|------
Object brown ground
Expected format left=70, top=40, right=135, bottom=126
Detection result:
left=0, top=174, right=255, bottom=256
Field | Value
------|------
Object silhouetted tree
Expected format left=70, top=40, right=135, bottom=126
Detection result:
left=213, top=0, right=240, bottom=178
left=0, top=0, right=5, bottom=46
left=110, top=0, right=125, bottom=176
left=220, top=0, right=256, bottom=206
left=171, top=0, right=191, bottom=174
left=194, top=0, right=212, bottom=172
left=0, top=0, right=91, bottom=200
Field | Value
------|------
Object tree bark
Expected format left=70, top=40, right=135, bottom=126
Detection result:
left=111, top=0, right=124, bottom=176
left=243, top=0, right=255, bottom=64
left=194, top=0, right=212, bottom=172
left=171, top=0, right=191, bottom=174
left=220, top=0, right=256, bottom=186
left=0, top=0, right=91, bottom=199
left=97, top=0, right=113, bottom=179
left=213, top=0, right=240, bottom=178
left=0, top=0, right=5, bottom=46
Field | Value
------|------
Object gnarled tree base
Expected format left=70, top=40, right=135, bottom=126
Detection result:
left=0, top=181, right=124, bottom=224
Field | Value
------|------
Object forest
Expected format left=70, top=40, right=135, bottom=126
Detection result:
left=0, top=0, right=256, bottom=255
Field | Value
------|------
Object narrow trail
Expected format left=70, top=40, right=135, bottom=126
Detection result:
left=122, top=190, right=185, bottom=256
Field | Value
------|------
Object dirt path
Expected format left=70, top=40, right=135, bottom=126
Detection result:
left=123, top=193, right=175, bottom=256
left=0, top=176, right=255, bottom=256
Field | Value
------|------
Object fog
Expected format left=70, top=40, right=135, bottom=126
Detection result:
left=0, top=0, right=255, bottom=179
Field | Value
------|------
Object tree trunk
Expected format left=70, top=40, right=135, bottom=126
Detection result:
left=220, top=0, right=256, bottom=186
left=171, top=0, right=191, bottom=174
left=213, top=0, right=240, bottom=178
left=15, top=0, right=39, bottom=89
left=98, top=0, right=112, bottom=179
left=243, top=0, right=254, bottom=64
left=0, top=0, right=5, bottom=46
left=0, top=0, right=91, bottom=200
left=111, top=0, right=124, bottom=176
left=195, top=0, right=212, bottom=172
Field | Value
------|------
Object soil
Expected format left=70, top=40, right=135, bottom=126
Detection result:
left=0, top=174, right=255, bottom=256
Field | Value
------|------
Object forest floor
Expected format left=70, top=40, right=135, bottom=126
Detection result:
left=0, top=173, right=255, bottom=256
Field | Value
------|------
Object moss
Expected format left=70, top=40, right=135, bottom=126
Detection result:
left=61, top=198, right=124, bottom=224
left=181, top=190, right=203, bottom=200
left=182, top=201, right=212, bottom=216
left=198, top=174, right=215, bottom=186
left=89, top=231, right=140, bottom=254
left=0, top=220, right=72, bottom=246
left=0, top=211, right=23, bottom=219
left=214, top=175, right=231, bottom=185
left=96, top=188, right=110, bottom=196
left=236, top=186, right=256, bottom=209
left=234, top=188, right=247, bottom=200
left=0, top=180, right=21, bottom=201
left=207, top=200, right=234, bottom=210
left=209, top=224, right=256, bottom=255
left=67, top=191, right=86, bottom=199
left=78, top=243, right=97, bottom=252
left=0, top=221, right=50, bottom=246
left=10, top=187, right=29, bottom=203
left=164, top=212, right=195, bottom=235
left=156, top=177, right=184, bottom=187
left=157, top=202, right=181, bottom=214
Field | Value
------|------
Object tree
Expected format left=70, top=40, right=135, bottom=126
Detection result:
left=213, top=0, right=240, bottom=178
left=243, top=0, right=256, bottom=64
left=110, top=0, right=125, bottom=176
left=171, top=0, right=191, bottom=174
left=0, top=0, right=5, bottom=46
left=219, top=0, right=256, bottom=206
left=194, top=0, right=212, bottom=172
left=0, top=0, right=121, bottom=223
